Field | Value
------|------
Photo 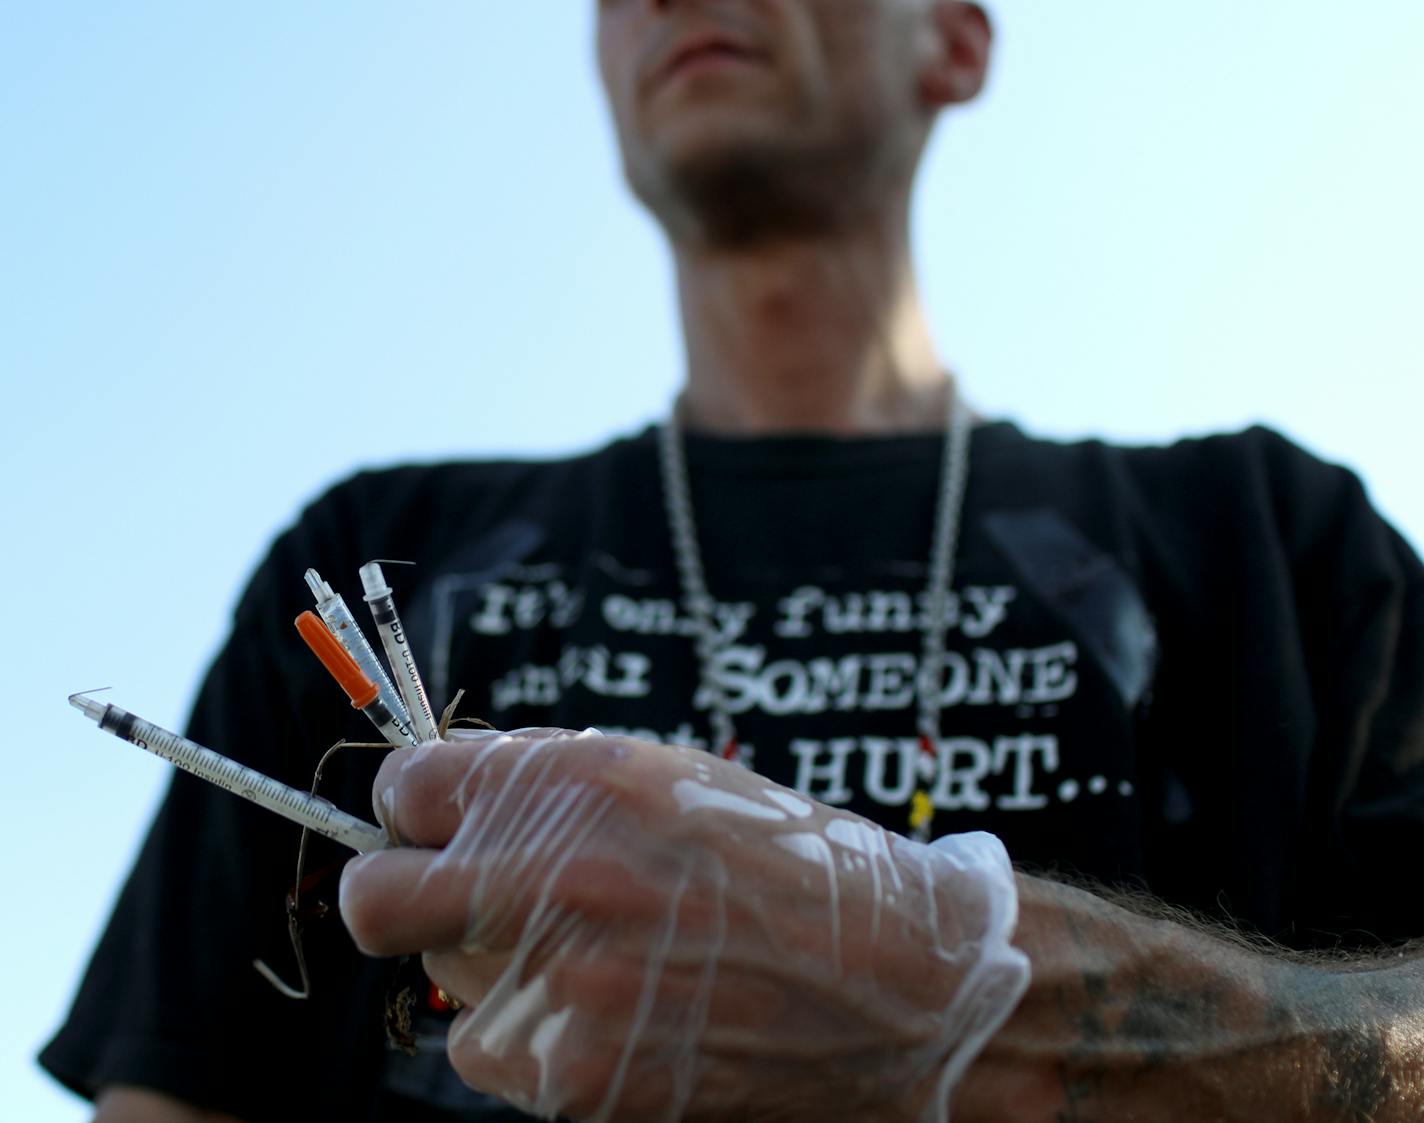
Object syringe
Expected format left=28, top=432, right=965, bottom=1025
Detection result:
left=69, top=693, right=387, bottom=853
left=360, top=561, right=440, bottom=743
left=304, top=568, right=411, bottom=729
left=294, top=612, right=418, bottom=748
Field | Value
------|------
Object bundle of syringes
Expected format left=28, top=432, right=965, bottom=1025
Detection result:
left=70, top=560, right=445, bottom=853
left=296, top=563, right=442, bottom=749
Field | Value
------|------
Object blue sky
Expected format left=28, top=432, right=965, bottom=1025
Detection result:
left=4, top=2, right=1422, bottom=1118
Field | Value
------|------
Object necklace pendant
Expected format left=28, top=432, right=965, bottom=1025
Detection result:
left=908, top=789, right=935, bottom=842
left=718, top=738, right=739, bottom=762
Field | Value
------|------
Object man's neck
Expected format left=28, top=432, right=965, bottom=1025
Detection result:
left=671, top=214, right=950, bottom=437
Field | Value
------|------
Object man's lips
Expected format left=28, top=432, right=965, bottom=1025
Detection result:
left=655, top=35, right=766, bottom=87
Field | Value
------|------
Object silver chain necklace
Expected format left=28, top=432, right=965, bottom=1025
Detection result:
left=657, top=387, right=973, bottom=840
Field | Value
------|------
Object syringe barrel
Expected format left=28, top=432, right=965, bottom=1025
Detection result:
left=85, top=701, right=386, bottom=852
left=361, top=696, right=418, bottom=748
left=360, top=563, right=440, bottom=742
left=314, top=593, right=411, bottom=727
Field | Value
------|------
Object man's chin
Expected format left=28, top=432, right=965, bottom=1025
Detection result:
left=631, top=140, right=868, bottom=250
left=643, top=103, right=794, bottom=166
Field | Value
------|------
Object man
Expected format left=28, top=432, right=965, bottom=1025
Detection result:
left=44, top=1, right=1424, bottom=1119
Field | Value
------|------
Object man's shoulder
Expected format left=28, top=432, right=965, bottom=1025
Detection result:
left=985, top=420, right=1385, bottom=566
left=1112, top=421, right=1335, bottom=476
left=316, top=430, right=654, bottom=514
left=1112, top=423, right=1369, bottom=533
left=998, top=418, right=1320, bottom=468
left=997, top=420, right=1358, bottom=505
left=233, top=430, right=657, bottom=624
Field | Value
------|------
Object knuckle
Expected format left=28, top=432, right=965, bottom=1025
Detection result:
left=549, top=955, right=644, bottom=1019
left=550, top=1048, right=622, bottom=1120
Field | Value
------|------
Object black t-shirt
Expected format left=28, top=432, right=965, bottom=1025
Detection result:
left=41, top=421, right=1424, bottom=1121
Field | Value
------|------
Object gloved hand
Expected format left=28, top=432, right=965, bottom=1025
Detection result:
left=340, top=727, right=1030, bottom=1122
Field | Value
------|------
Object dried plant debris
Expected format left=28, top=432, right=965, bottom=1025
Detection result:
left=255, top=690, right=495, bottom=1003
left=384, top=956, right=424, bottom=1055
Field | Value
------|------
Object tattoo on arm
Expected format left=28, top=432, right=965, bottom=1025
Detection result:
left=1319, top=1027, right=1391, bottom=1123
left=1015, top=874, right=1424, bottom=1123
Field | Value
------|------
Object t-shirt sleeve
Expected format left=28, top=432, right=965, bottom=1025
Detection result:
left=39, top=482, right=392, bottom=1120
left=1263, top=429, right=1424, bottom=945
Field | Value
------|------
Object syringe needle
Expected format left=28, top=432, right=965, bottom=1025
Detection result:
left=68, top=691, right=108, bottom=723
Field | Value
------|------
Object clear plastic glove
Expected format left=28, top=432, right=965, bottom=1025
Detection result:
left=339, top=728, right=1030, bottom=1122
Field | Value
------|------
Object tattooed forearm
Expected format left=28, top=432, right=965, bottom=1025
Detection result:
left=951, top=877, right=1424, bottom=1123
left=1279, top=954, right=1424, bottom=1123
left=1319, top=1026, right=1391, bottom=1122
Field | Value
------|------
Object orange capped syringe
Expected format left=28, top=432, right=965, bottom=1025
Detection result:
left=295, top=611, right=419, bottom=747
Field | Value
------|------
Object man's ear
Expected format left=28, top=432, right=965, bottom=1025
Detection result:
left=918, top=2, right=993, bottom=108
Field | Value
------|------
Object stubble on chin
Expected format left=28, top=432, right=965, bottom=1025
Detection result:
left=632, top=128, right=906, bottom=252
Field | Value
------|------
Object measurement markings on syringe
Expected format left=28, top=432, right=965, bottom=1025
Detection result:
left=73, top=695, right=386, bottom=852
left=173, top=737, right=340, bottom=829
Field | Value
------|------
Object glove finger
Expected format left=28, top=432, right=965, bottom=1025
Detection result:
left=421, top=946, right=512, bottom=1009
left=339, top=847, right=492, bottom=956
